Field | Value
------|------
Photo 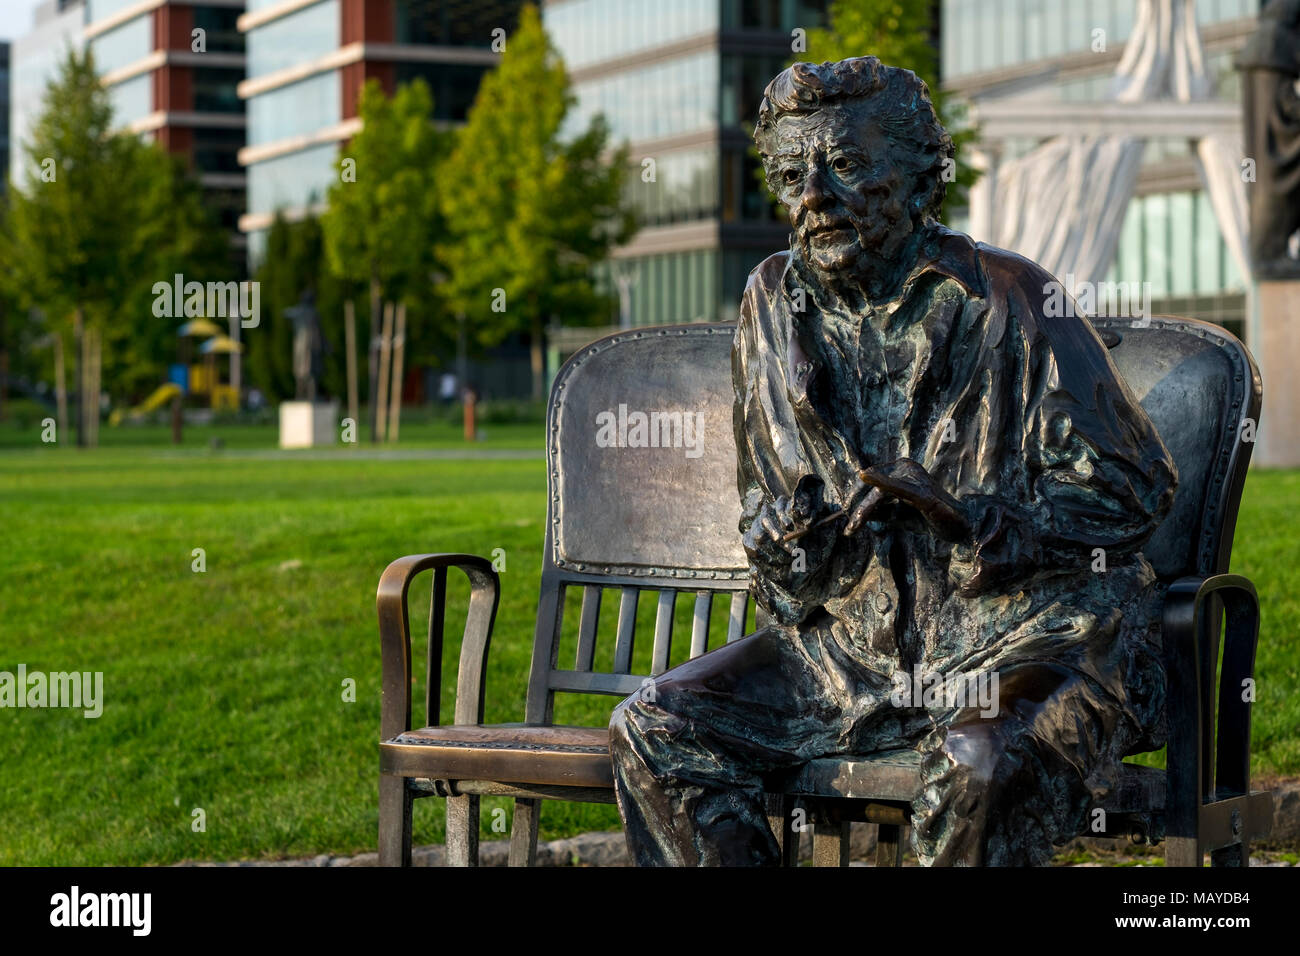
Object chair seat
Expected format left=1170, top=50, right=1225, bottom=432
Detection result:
left=380, top=723, right=615, bottom=789
left=383, top=723, right=1167, bottom=818
left=784, top=749, right=1167, bottom=814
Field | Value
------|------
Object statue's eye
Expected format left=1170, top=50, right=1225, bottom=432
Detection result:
left=782, top=167, right=802, bottom=186
left=831, top=155, right=853, bottom=173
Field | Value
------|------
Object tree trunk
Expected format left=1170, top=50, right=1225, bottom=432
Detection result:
left=387, top=302, right=406, bottom=443
left=344, top=299, right=359, bottom=435
left=88, top=325, right=101, bottom=448
left=73, top=307, right=85, bottom=447
left=376, top=301, right=394, bottom=443
left=367, top=274, right=382, bottom=442
left=53, top=332, right=67, bottom=441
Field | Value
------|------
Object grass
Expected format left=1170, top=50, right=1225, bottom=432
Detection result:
left=1, top=419, right=1296, bottom=864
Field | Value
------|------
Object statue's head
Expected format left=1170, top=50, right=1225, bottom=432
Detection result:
left=755, top=58, right=952, bottom=287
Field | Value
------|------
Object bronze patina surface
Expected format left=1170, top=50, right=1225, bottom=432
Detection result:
left=608, top=57, right=1178, bottom=866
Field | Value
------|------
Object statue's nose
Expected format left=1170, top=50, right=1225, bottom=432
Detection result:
left=799, top=166, right=834, bottom=213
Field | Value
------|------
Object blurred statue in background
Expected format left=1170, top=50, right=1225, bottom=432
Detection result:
left=1237, top=0, right=1300, bottom=278
left=287, top=290, right=326, bottom=402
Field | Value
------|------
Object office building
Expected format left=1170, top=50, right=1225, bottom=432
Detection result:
left=9, top=1, right=246, bottom=239
left=238, top=0, right=526, bottom=265
left=543, top=0, right=830, bottom=328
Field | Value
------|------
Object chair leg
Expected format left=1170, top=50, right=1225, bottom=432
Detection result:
left=812, top=820, right=849, bottom=867
left=876, top=823, right=904, bottom=867
left=378, top=775, right=413, bottom=867
left=1166, top=836, right=1201, bottom=867
left=508, top=798, right=541, bottom=866
left=446, top=794, right=480, bottom=867
left=764, top=793, right=797, bottom=867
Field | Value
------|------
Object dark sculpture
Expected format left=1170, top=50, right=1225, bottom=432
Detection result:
left=1237, top=0, right=1300, bottom=279
left=286, top=290, right=327, bottom=402
left=608, top=58, right=1178, bottom=866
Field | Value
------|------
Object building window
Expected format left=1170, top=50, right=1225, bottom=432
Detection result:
left=247, top=1, right=339, bottom=80
left=566, top=51, right=719, bottom=144
left=392, top=62, right=491, bottom=122
left=248, top=142, right=340, bottom=216
left=248, top=71, right=341, bottom=147
left=546, top=0, right=720, bottom=72
left=624, top=147, right=719, bottom=227
left=91, top=14, right=151, bottom=75
left=395, top=0, right=523, bottom=47
left=194, top=67, right=244, bottom=113
left=193, top=7, right=245, bottom=55
left=194, top=126, right=246, bottom=175
left=107, top=73, right=151, bottom=126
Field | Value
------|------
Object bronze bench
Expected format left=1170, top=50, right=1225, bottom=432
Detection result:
left=377, top=318, right=1271, bottom=867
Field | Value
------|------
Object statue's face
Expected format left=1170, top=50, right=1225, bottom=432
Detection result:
left=764, top=102, right=914, bottom=282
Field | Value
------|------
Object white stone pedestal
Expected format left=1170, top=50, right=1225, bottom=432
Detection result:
left=279, top=401, right=339, bottom=449
left=1252, top=281, right=1300, bottom=468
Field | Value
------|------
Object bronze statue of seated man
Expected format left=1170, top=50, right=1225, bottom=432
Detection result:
left=608, top=57, right=1178, bottom=866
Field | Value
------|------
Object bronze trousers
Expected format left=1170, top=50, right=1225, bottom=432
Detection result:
left=609, top=619, right=1145, bottom=866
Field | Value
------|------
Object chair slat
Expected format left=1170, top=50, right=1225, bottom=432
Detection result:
left=574, top=585, right=603, bottom=672
left=426, top=567, right=448, bottom=727
left=690, top=591, right=713, bottom=658
left=651, top=590, right=677, bottom=676
left=550, top=670, right=646, bottom=697
left=727, top=590, right=749, bottom=644
left=613, top=588, right=639, bottom=673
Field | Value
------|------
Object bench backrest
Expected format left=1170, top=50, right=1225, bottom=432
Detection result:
left=523, top=318, right=1261, bottom=724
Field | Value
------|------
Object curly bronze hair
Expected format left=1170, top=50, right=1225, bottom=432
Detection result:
left=754, top=57, right=954, bottom=221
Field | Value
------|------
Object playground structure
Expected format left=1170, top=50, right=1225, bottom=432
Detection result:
left=110, top=320, right=241, bottom=425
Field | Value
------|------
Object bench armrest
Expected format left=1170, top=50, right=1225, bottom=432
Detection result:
left=377, top=554, right=501, bottom=741
left=1162, top=573, right=1260, bottom=844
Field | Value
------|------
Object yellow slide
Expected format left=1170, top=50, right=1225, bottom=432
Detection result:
left=109, top=383, right=181, bottom=426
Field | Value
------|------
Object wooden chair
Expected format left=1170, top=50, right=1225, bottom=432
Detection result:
left=377, top=317, right=1271, bottom=867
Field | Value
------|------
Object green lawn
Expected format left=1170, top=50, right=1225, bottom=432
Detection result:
left=1, top=421, right=1296, bottom=864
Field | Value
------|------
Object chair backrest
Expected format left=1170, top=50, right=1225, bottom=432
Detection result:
left=523, top=318, right=1261, bottom=724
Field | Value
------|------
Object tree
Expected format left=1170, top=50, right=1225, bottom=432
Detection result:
left=322, top=78, right=443, bottom=439
left=4, top=47, right=230, bottom=444
left=438, top=3, right=635, bottom=400
left=800, top=0, right=979, bottom=222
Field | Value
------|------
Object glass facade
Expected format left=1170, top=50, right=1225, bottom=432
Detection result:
left=394, top=0, right=524, bottom=47
left=601, top=248, right=720, bottom=326
left=107, top=73, right=151, bottom=126
left=194, top=126, right=245, bottom=175
left=547, top=0, right=718, bottom=71
left=90, top=13, right=150, bottom=75
left=87, top=0, right=143, bottom=21
left=393, top=61, right=492, bottom=122
left=1107, top=190, right=1246, bottom=295
left=194, top=67, right=244, bottom=113
left=249, top=71, right=340, bottom=146
left=248, top=0, right=339, bottom=79
left=720, top=51, right=789, bottom=129
left=625, top=148, right=718, bottom=227
left=248, top=142, right=339, bottom=216
left=564, top=51, right=718, bottom=142
left=720, top=0, right=828, bottom=30
left=942, top=0, right=1259, bottom=81
left=193, top=7, right=246, bottom=55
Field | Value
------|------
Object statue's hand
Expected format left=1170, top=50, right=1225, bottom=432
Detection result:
left=742, top=475, right=834, bottom=568
left=856, top=458, right=971, bottom=541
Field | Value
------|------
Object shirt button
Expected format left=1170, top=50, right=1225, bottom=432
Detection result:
left=875, top=591, right=893, bottom=613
